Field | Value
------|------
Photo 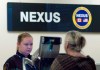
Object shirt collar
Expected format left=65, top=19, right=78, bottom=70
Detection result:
left=16, top=51, right=31, bottom=59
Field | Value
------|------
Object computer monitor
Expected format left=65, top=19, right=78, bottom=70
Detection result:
left=38, top=36, right=62, bottom=70
left=39, top=36, right=61, bottom=58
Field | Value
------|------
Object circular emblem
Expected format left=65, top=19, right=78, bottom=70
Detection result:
left=72, top=7, right=92, bottom=29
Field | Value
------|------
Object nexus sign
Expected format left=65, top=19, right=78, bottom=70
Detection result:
left=20, top=11, right=61, bottom=23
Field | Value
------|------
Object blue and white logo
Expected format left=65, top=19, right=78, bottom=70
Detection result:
left=72, top=7, right=92, bottom=29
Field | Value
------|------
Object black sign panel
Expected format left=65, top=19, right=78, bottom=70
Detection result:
left=7, top=2, right=100, bottom=32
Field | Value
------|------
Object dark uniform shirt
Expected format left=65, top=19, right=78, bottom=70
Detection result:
left=3, top=51, right=38, bottom=70
left=50, top=54, right=96, bottom=70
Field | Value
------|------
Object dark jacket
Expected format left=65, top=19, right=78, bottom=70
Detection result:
left=3, top=51, right=38, bottom=70
left=50, top=54, right=96, bottom=70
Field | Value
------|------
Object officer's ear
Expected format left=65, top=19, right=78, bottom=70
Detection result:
left=17, top=42, right=20, bottom=47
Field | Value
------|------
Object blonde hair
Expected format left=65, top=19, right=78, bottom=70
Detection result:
left=65, top=30, right=86, bottom=52
left=17, top=32, right=32, bottom=44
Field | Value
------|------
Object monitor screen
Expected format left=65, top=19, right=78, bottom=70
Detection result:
left=39, top=36, right=61, bottom=58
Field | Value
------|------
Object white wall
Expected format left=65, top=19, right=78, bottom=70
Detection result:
left=0, top=0, right=100, bottom=70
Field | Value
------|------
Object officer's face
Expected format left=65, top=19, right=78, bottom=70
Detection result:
left=17, top=37, right=33, bottom=57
